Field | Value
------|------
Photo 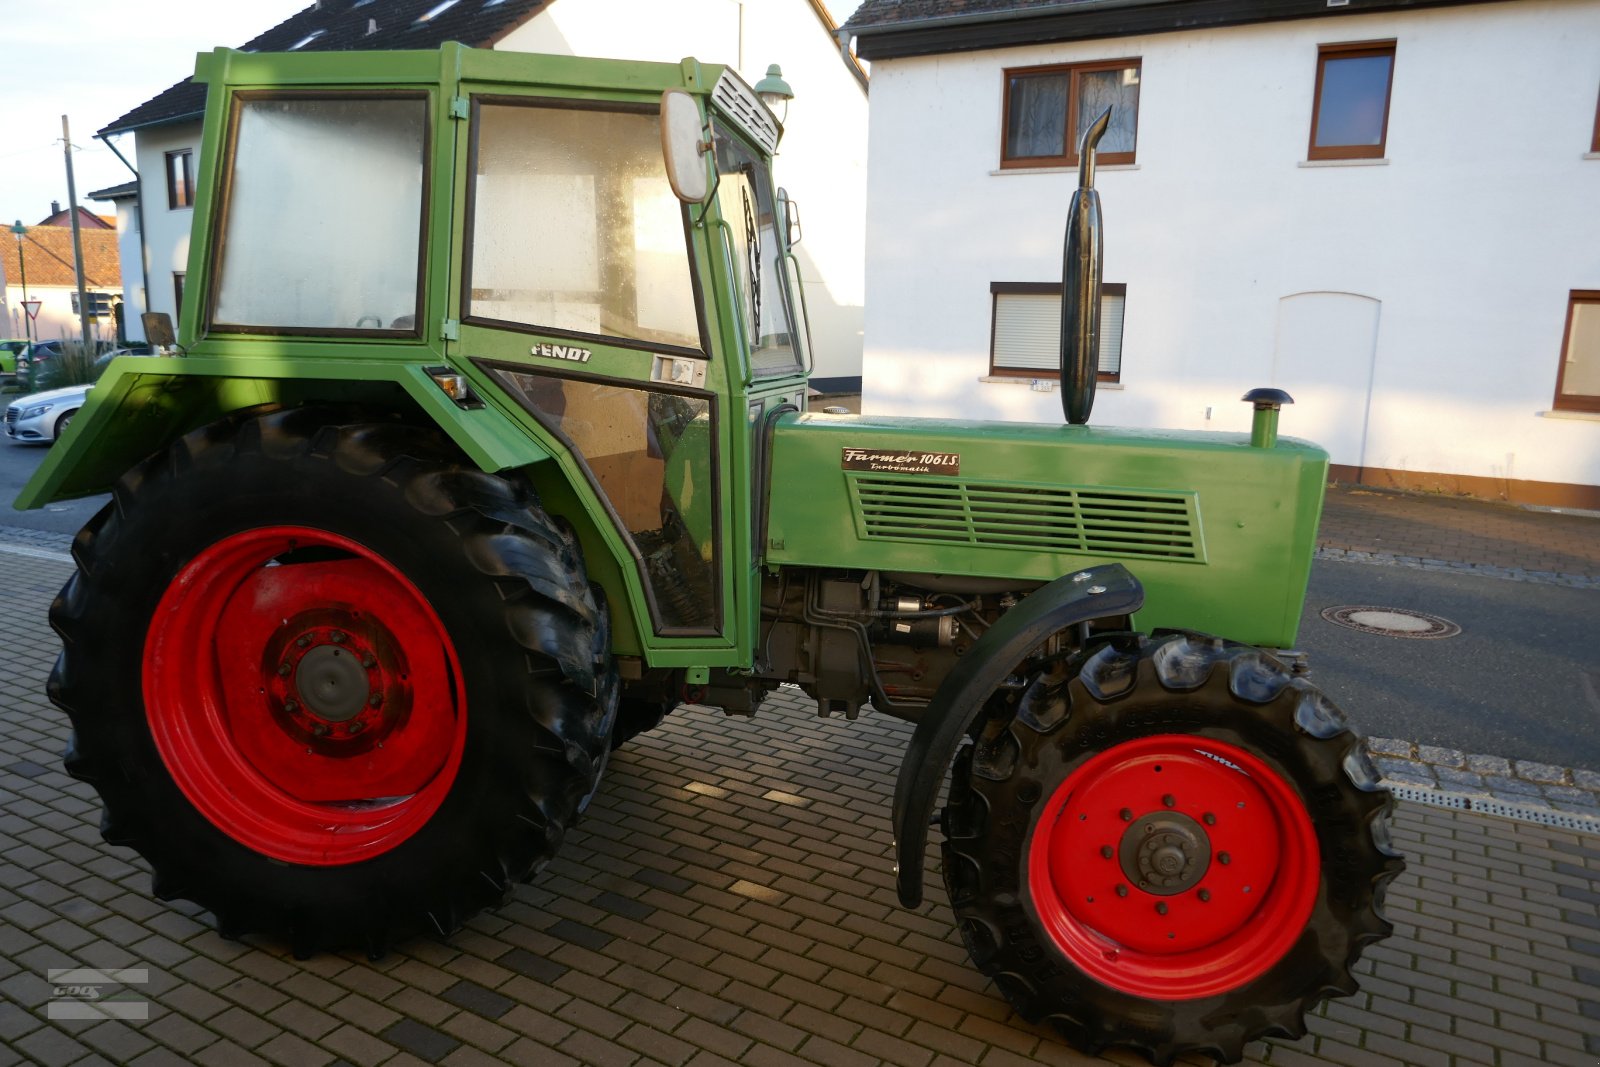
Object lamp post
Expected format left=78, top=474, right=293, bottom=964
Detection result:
left=10, top=220, right=30, bottom=349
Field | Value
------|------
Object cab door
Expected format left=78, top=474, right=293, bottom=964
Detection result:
left=451, top=93, right=730, bottom=651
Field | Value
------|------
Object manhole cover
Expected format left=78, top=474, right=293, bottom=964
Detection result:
left=1319, top=605, right=1461, bottom=639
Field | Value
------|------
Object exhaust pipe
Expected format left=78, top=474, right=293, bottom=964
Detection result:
left=1061, top=107, right=1112, bottom=425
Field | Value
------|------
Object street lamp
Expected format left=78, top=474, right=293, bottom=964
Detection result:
left=9, top=220, right=30, bottom=350
left=754, top=64, right=794, bottom=124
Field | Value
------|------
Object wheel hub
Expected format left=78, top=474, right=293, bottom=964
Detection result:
left=294, top=644, right=369, bottom=722
left=264, top=619, right=402, bottom=753
left=1120, top=811, right=1210, bottom=895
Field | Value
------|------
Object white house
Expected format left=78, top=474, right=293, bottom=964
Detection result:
left=97, top=0, right=869, bottom=393
left=843, top=0, right=1600, bottom=508
left=0, top=219, right=122, bottom=347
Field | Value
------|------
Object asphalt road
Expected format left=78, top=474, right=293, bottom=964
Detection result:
left=1299, top=560, right=1600, bottom=771
left=0, top=433, right=108, bottom=534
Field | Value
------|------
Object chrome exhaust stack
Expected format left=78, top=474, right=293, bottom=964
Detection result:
left=1061, top=107, right=1112, bottom=426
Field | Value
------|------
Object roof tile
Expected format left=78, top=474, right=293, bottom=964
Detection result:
left=2, top=227, right=121, bottom=291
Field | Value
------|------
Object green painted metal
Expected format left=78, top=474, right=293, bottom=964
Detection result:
left=14, top=358, right=552, bottom=509
left=765, top=413, right=1328, bottom=649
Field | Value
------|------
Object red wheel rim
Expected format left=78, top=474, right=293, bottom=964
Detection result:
left=1027, top=734, right=1319, bottom=1000
left=143, top=527, right=467, bottom=866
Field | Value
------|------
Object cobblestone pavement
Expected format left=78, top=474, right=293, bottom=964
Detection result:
left=1317, top=486, right=1600, bottom=590
left=3, top=534, right=1600, bottom=1066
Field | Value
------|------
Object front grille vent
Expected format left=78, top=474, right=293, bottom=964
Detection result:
left=849, top=476, right=1204, bottom=563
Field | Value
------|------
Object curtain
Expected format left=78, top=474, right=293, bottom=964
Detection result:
left=1076, top=68, right=1139, bottom=155
left=1007, top=73, right=1070, bottom=158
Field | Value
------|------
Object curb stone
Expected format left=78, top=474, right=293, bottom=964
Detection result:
left=1368, top=736, right=1600, bottom=824
left=1315, top=545, right=1600, bottom=590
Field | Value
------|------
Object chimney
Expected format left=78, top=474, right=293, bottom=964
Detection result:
left=367, top=17, right=378, bottom=34
left=51, top=200, right=61, bottom=216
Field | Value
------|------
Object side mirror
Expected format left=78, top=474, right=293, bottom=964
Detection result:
left=142, top=312, right=176, bottom=348
left=777, top=188, right=802, bottom=247
left=661, top=89, right=709, bottom=203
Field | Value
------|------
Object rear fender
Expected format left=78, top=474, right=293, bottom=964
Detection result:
left=14, top=358, right=552, bottom=509
left=892, top=562, right=1144, bottom=907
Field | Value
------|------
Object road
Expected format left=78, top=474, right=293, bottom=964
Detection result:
left=1299, top=560, right=1600, bottom=771
left=0, top=434, right=108, bottom=534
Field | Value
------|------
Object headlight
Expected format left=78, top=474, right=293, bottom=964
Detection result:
left=20, top=404, right=52, bottom=419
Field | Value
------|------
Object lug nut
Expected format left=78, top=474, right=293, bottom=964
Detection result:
left=1198, top=889, right=1211, bottom=902
left=1204, top=812, right=1217, bottom=826
left=277, top=662, right=291, bottom=677
left=348, top=721, right=365, bottom=735
left=312, top=724, right=328, bottom=737
left=1162, top=794, right=1176, bottom=808
left=296, top=635, right=311, bottom=648
left=368, top=693, right=383, bottom=708
left=1218, top=852, right=1231, bottom=865
left=1100, top=845, right=1114, bottom=859
left=1115, top=884, right=1129, bottom=898
left=1155, top=902, right=1168, bottom=916
left=284, top=700, right=298, bottom=713
left=1120, top=808, right=1134, bottom=822
left=331, top=631, right=347, bottom=643
left=362, top=655, right=377, bottom=669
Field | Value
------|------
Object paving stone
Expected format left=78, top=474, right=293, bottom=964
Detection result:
left=1516, top=761, right=1572, bottom=785
left=380, top=1019, right=461, bottom=1064
left=1469, top=753, right=1516, bottom=776
left=320, top=1025, right=398, bottom=1067
left=440, top=979, right=515, bottom=1020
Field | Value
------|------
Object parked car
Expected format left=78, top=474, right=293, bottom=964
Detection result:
left=0, top=339, right=26, bottom=387
left=4, top=383, right=89, bottom=443
left=15, top=340, right=65, bottom=388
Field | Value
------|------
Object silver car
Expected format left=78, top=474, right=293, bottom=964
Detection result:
left=4, top=384, right=90, bottom=443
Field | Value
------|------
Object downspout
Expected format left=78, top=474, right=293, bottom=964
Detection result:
left=96, top=132, right=151, bottom=338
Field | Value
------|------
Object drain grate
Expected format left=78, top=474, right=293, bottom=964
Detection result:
left=1320, top=605, right=1461, bottom=639
left=1386, top=784, right=1600, bottom=832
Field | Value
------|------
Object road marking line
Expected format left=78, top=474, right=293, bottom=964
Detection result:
left=0, top=542, right=72, bottom=564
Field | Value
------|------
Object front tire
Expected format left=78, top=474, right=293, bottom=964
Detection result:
left=942, top=632, right=1402, bottom=1065
left=52, top=409, right=618, bottom=956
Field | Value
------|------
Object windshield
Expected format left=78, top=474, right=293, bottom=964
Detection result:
left=713, top=126, right=807, bottom=379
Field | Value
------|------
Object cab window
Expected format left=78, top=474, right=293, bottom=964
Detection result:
left=714, top=127, right=806, bottom=379
left=212, top=94, right=427, bottom=333
left=466, top=102, right=701, bottom=353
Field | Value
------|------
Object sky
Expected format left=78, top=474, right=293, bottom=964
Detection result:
left=1, top=0, right=309, bottom=224
left=0, top=0, right=865, bottom=227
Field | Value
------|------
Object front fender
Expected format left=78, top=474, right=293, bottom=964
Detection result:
left=892, top=562, right=1144, bottom=908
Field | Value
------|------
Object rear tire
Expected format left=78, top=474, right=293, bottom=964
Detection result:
left=941, top=632, right=1402, bottom=1065
left=52, top=408, right=618, bottom=956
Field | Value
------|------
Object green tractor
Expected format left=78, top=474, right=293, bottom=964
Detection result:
left=20, top=45, right=1401, bottom=1064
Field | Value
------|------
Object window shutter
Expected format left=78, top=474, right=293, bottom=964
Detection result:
left=993, top=289, right=1123, bottom=377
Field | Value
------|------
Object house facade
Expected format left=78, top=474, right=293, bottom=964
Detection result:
left=1, top=220, right=122, bottom=346
left=97, top=0, right=868, bottom=392
left=843, top=0, right=1600, bottom=507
